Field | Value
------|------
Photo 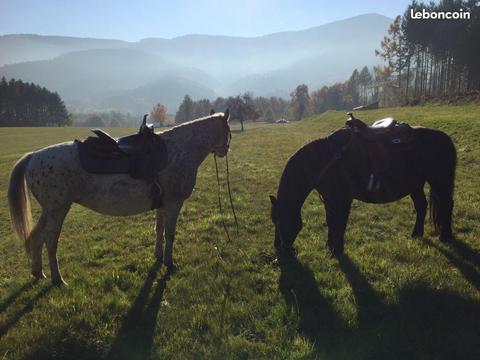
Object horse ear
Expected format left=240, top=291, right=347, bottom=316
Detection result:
left=269, top=195, right=277, bottom=206
left=224, top=108, right=230, bottom=122
left=210, top=109, right=215, bottom=115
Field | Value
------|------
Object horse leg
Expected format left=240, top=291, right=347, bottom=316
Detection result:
left=30, top=213, right=47, bottom=279
left=155, top=208, right=165, bottom=261
left=438, top=196, right=454, bottom=243
left=163, top=200, right=184, bottom=271
left=429, top=180, right=454, bottom=243
left=410, top=188, right=427, bottom=238
left=324, top=196, right=352, bottom=258
left=43, top=206, right=70, bottom=286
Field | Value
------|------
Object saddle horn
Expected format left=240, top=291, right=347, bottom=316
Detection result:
left=139, top=114, right=153, bottom=135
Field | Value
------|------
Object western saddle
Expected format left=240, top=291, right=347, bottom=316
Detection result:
left=75, top=115, right=168, bottom=208
left=345, top=112, right=415, bottom=192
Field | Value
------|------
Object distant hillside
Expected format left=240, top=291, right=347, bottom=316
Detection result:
left=0, top=34, right=127, bottom=66
left=90, top=76, right=217, bottom=114
left=0, top=14, right=392, bottom=113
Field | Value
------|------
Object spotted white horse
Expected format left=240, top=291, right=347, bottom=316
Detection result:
left=8, top=111, right=231, bottom=285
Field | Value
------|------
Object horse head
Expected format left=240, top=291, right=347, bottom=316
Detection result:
left=269, top=195, right=302, bottom=257
left=213, top=109, right=231, bottom=157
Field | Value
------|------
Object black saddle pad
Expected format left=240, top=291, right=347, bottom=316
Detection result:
left=76, top=133, right=168, bottom=182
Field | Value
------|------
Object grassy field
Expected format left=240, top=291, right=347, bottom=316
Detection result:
left=1, top=105, right=479, bottom=359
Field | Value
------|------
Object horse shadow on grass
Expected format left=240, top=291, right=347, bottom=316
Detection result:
left=447, top=237, right=480, bottom=268
left=279, top=253, right=480, bottom=359
left=0, top=279, right=37, bottom=314
left=278, top=257, right=349, bottom=356
left=423, top=237, right=480, bottom=291
left=0, top=281, right=52, bottom=339
left=21, top=261, right=168, bottom=360
left=108, top=260, right=170, bottom=360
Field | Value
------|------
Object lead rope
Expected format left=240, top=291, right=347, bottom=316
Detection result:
left=214, top=154, right=232, bottom=243
left=224, top=154, right=239, bottom=235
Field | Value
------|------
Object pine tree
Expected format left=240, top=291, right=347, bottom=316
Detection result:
left=289, top=84, right=310, bottom=120
left=358, top=67, right=372, bottom=105
left=175, top=95, right=194, bottom=124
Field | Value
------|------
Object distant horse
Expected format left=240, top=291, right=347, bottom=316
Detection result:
left=8, top=111, right=231, bottom=285
left=270, top=117, right=456, bottom=259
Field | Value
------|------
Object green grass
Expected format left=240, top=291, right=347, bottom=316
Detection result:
left=1, top=105, right=480, bottom=359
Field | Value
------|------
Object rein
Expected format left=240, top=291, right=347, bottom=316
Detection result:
left=316, top=132, right=354, bottom=185
left=224, top=154, right=239, bottom=233
left=211, top=115, right=238, bottom=244
left=214, top=153, right=239, bottom=242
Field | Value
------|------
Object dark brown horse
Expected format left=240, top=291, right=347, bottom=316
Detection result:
left=270, top=118, right=456, bottom=258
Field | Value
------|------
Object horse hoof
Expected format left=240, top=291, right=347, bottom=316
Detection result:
left=52, top=278, right=68, bottom=287
left=32, top=271, right=47, bottom=280
left=411, top=230, right=424, bottom=238
left=440, top=234, right=454, bottom=243
left=273, top=256, right=294, bottom=266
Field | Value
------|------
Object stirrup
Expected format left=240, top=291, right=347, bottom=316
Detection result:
left=367, top=174, right=381, bottom=192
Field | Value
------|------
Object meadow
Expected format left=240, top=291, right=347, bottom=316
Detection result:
left=1, top=105, right=479, bottom=359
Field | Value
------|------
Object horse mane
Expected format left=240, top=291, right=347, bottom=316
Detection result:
left=277, top=128, right=351, bottom=203
left=158, top=113, right=225, bottom=137
left=173, top=113, right=225, bottom=129
left=277, top=137, right=327, bottom=203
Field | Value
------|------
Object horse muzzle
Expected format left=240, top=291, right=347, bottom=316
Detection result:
left=214, top=145, right=229, bottom=157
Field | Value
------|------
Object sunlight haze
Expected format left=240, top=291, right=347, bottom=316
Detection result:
left=1, top=0, right=413, bottom=40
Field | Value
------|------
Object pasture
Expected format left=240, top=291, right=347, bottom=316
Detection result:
left=1, top=105, right=480, bottom=359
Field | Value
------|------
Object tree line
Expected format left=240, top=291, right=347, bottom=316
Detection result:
left=0, top=77, right=71, bottom=126
left=71, top=111, right=142, bottom=127
left=376, top=0, right=480, bottom=105
left=173, top=68, right=373, bottom=128
left=174, top=93, right=289, bottom=130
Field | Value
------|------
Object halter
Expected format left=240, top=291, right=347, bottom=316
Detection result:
left=213, top=117, right=232, bottom=156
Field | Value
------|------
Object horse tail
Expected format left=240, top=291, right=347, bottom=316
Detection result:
left=429, top=131, right=457, bottom=234
left=8, top=153, right=34, bottom=255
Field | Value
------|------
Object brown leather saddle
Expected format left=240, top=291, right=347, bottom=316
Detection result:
left=345, top=112, right=415, bottom=191
left=75, top=115, right=168, bottom=208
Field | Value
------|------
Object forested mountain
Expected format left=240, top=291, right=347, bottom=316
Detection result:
left=0, top=14, right=391, bottom=113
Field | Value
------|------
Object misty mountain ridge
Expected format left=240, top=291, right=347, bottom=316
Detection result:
left=0, top=14, right=392, bottom=113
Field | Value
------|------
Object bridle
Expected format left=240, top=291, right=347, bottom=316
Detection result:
left=213, top=118, right=232, bottom=156
left=213, top=118, right=238, bottom=242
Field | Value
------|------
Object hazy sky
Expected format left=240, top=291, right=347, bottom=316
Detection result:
left=1, top=0, right=414, bottom=40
